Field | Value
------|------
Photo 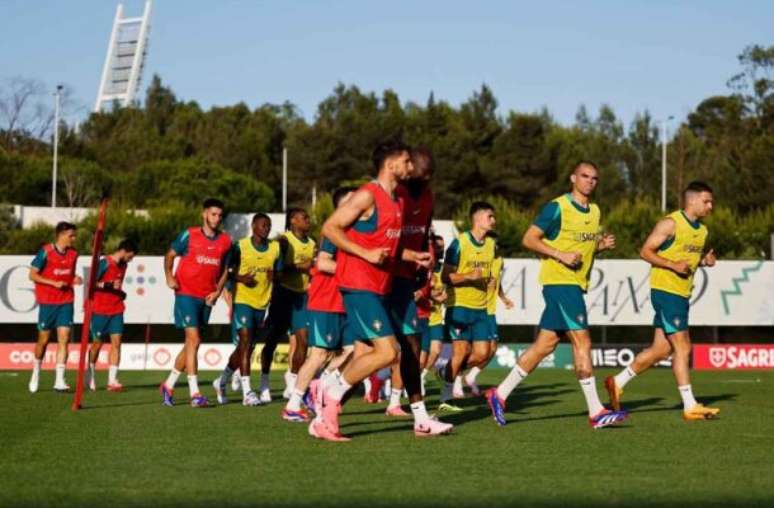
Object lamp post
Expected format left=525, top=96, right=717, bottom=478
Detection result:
left=660, top=115, right=674, bottom=212
left=51, top=84, right=63, bottom=208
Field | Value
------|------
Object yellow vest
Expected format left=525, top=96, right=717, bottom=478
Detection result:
left=234, top=237, right=281, bottom=309
left=487, top=257, right=504, bottom=315
left=447, top=232, right=495, bottom=310
left=539, top=195, right=601, bottom=291
left=279, top=231, right=315, bottom=293
left=650, top=210, right=708, bottom=298
left=429, top=268, right=444, bottom=327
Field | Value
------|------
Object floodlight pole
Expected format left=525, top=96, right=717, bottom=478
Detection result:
left=660, top=115, right=674, bottom=212
left=282, top=147, right=288, bottom=212
left=51, top=85, right=63, bottom=208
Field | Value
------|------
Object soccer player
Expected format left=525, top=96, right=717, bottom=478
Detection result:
left=315, top=140, right=452, bottom=441
left=485, top=161, right=628, bottom=429
left=85, top=239, right=138, bottom=392
left=438, top=202, right=497, bottom=409
left=420, top=234, right=447, bottom=395
left=213, top=213, right=282, bottom=406
left=463, top=243, right=514, bottom=396
left=28, top=222, right=82, bottom=393
left=260, top=208, right=315, bottom=403
left=159, top=198, right=232, bottom=408
left=283, top=186, right=355, bottom=422
left=605, top=181, right=719, bottom=421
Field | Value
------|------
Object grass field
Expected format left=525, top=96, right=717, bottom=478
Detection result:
left=1, top=368, right=773, bottom=507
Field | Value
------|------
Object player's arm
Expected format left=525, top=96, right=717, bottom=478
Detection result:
left=28, top=249, right=65, bottom=288
left=522, top=226, right=582, bottom=268
left=441, top=239, right=483, bottom=286
left=322, top=188, right=389, bottom=265
left=498, top=281, right=514, bottom=309
left=596, top=232, right=616, bottom=252
left=165, top=230, right=188, bottom=290
left=639, top=218, right=691, bottom=275
left=700, top=248, right=716, bottom=267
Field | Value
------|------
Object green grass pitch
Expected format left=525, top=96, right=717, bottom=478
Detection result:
left=1, top=368, right=772, bottom=507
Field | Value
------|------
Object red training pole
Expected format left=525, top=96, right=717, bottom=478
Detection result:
left=72, top=198, right=109, bottom=411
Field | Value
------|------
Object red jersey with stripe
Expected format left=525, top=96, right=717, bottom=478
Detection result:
left=175, top=227, right=232, bottom=299
left=336, top=181, right=403, bottom=295
left=307, top=236, right=344, bottom=313
left=393, top=183, right=433, bottom=280
left=33, top=244, right=78, bottom=305
left=92, top=256, right=127, bottom=315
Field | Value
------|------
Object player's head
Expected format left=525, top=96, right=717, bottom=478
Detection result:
left=682, top=181, right=714, bottom=218
left=469, top=201, right=496, bottom=233
left=286, top=207, right=310, bottom=233
left=116, top=239, right=138, bottom=263
left=333, top=186, right=356, bottom=209
left=431, top=233, right=445, bottom=261
left=252, top=213, right=272, bottom=240
left=372, top=140, right=413, bottom=180
left=410, top=146, right=434, bottom=181
left=570, top=160, right=599, bottom=197
left=54, top=222, right=77, bottom=247
left=201, top=198, right=225, bottom=230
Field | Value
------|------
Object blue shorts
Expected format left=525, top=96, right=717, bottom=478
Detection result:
left=652, top=289, right=690, bottom=335
left=487, top=314, right=499, bottom=341
left=420, top=320, right=446, bottom=352
left=307, top=310, right=345, bottom=350
left=445, top=307, right=490, bottom=342
left=417, top=318, right=430, bottom=352
left=539, top=285, right=588, bottom=332
left=90, top=313, right=124, bottom=340
left=386, top=276, right=421, bottom=336
left=268, top=285, right=308, bottom=334
left=231, top=304, right=267, bottom=345
left=37, top=303, right=74, bottom=331
left=341, top=318, right=356, bottom=348
left=174, top=295, right=212, bottom=329
left=341, top=290, right=395, bottom=342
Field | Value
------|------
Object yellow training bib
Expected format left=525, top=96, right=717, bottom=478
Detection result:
left=279, top=231, right=315, bottom=293
left=650, top=210, right=708, bottom=298
left=429, top=268, right=445, bottom=327
left=487, top=257, right=504, bottom=315
left=234, top=237, right=281, bottom=309
left=447, top=232, right=495, bottom=310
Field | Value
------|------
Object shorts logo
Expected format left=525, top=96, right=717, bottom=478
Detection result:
left=709, top=347, right=727, bottom=368
left=673, top=318, right=681, bottom=327
left=411, top=318, right=417, bottom=327
left=326, top=333, right=333, bottom=342
left=373, top=320, right=383, bottom=332
left=455, top=328, right=462, bottom=336
left=577, top=314, right=585, bottom=324
left=241, top=316, right=247, bottom=323
left=185, top=315, right=191, bottom=323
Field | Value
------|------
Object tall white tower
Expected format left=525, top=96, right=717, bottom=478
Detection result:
left=94, top=1, right=153, bottom=112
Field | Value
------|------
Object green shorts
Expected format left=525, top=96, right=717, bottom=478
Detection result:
left=651, top=289, right=690, bottom=335
left=445, top=307, right=490, bottom=342
left=386, top=276, right=421, bottom=336
left=231, top=304, right=267, bottom=345
left=37, top=303, right=74, bottom=331
left=487, top=314, right=499, bottom=341
left=341, top=289, right=395, bottom=342
left=268, top=285, right=308, bottom=334
left=307, top=310, right=345, bottom=350
left=539, top=285, right=588, bottom=332
left=174, top=295, right=212, bottom=329
left=341, top=318, right=356, bottom=348
left=417, top=318, right=430, bottom=352
left=90, top=313, right=124, bottom=340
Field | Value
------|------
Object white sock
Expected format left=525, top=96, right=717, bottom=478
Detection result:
left=260, top=372, right=270, bottom=391
left=323, top=369, right=340, bottom=390
left=678, top=384, right=697, bottom=410
left=420, top=368, right=428, bottom=381
left=440, top=381, right=453, bottom=402
left=453, top=375, right=463, bottom=393
left=287, top=388, right=304, bottom=411
left=55, top=363, right=66, bottom=385
left=241, top=375, right=252, bottom=397
left=497, top=364, right=528, bottom=400
left=32, top=358, right=42, bottom=375
left=410, top=401, right=431, bottom=424
left=579, top=377, right=605, bottom=416
left=165, top=368, right=181, bottom=389
left=287, top=372, right=297, bottom=391
left=327, top=376, right=352, bottom=401
left=388, top=388, right=402, bottom=408
left=87, top=363, right=96, bottom=383
left=187, top=375, right=200, bottom=396
left=465, top=367, right=482, bottom=385
left=108, top=365, right=118, bottom=384
left=363, top=376, right=372, bottom=395
left=614, top=366, right=637, bottom=389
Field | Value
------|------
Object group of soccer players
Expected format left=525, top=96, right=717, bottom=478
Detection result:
left=26, top=141, right=721, bottom=439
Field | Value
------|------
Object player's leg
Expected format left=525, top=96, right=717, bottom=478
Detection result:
left=53, top=324, right=71, bottom=391
left=29, top=326, right=51, bottom=393
left=668, top=330, right=718, bottom=419
left=605, top=329, right=671, bottom=410
left=285, top=347, right=329, bottom=421
left=107, top=332, right=122, bottom=390
left=87, top=337, right=102, bottom=392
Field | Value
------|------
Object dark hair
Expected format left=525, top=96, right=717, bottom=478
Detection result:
left=285, top=207, right=306, bottom=230
left=469, top=201, right=495, bottom=218
left=54, top=222, right=76, bottom=236
left=573, top=160, right=599, bottom=173
left=410, top=146, right=435, bottom=175
left=117, top=239, right=138, bottom=254
left=372, top=140, right=410, bottom=171
left=252, top=213, right=271, bottom=225
left=683, top=181, right=713, bottom=199
left=332, top=187, right=356, bottom=208
left=202, top=198, right=225, bottom=210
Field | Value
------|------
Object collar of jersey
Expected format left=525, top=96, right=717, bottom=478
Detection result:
left=679, top=210, right=701, bottom=230
left=564, top=193, right=591, bottom=214
left=250, top=236, right=270, bottom=252
left=466, top=231, right=486, bottom=247
left=288, top=231, right=310, bottom=244
left=200, top=227, right=221, bottom=240
left=52, top=243, right=69, bottom=255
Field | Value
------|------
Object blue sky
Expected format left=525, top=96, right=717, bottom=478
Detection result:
left=1, top=1, right=771, bottom=129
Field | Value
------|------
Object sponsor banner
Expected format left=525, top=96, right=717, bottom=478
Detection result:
left=591, top=345, right=671, bottom=368
left=2, top=257, right=771, bottom=326
left=488, top=343, right=574, bottom=370
left=0, top=343, right=289, bottom=371
left=694, top=344, right=774, bottom=370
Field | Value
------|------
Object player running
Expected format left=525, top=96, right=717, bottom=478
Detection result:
left=159, top=198, right=232, bottom=408
left=283, top=187, right=355, bottom=422
left=28, top=222, right=82, bottom=393
left=213, top=213, right=282, bottom=406
left=605, top=181, right=719, bottom=421
left=85, top=239, right=138, bottom=392
left=315, top=141, right=452, bottom=441
left=485, top=161, right=628, bottom=429
left=260, top=208, right=315, bottom=403
left=420, top=234, right=447, bottom=396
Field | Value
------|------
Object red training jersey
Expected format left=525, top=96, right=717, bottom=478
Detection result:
left=307, top=266, right=345, bottom=314
left=175, top=227, right=232, bottom=299
left=393, top=183, right=433, bottom=280
left=92, top=256, right=127, bottom=315
left=33, top=244, right=78, bottom=305
left=336, top=181, right=403, bottom=295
